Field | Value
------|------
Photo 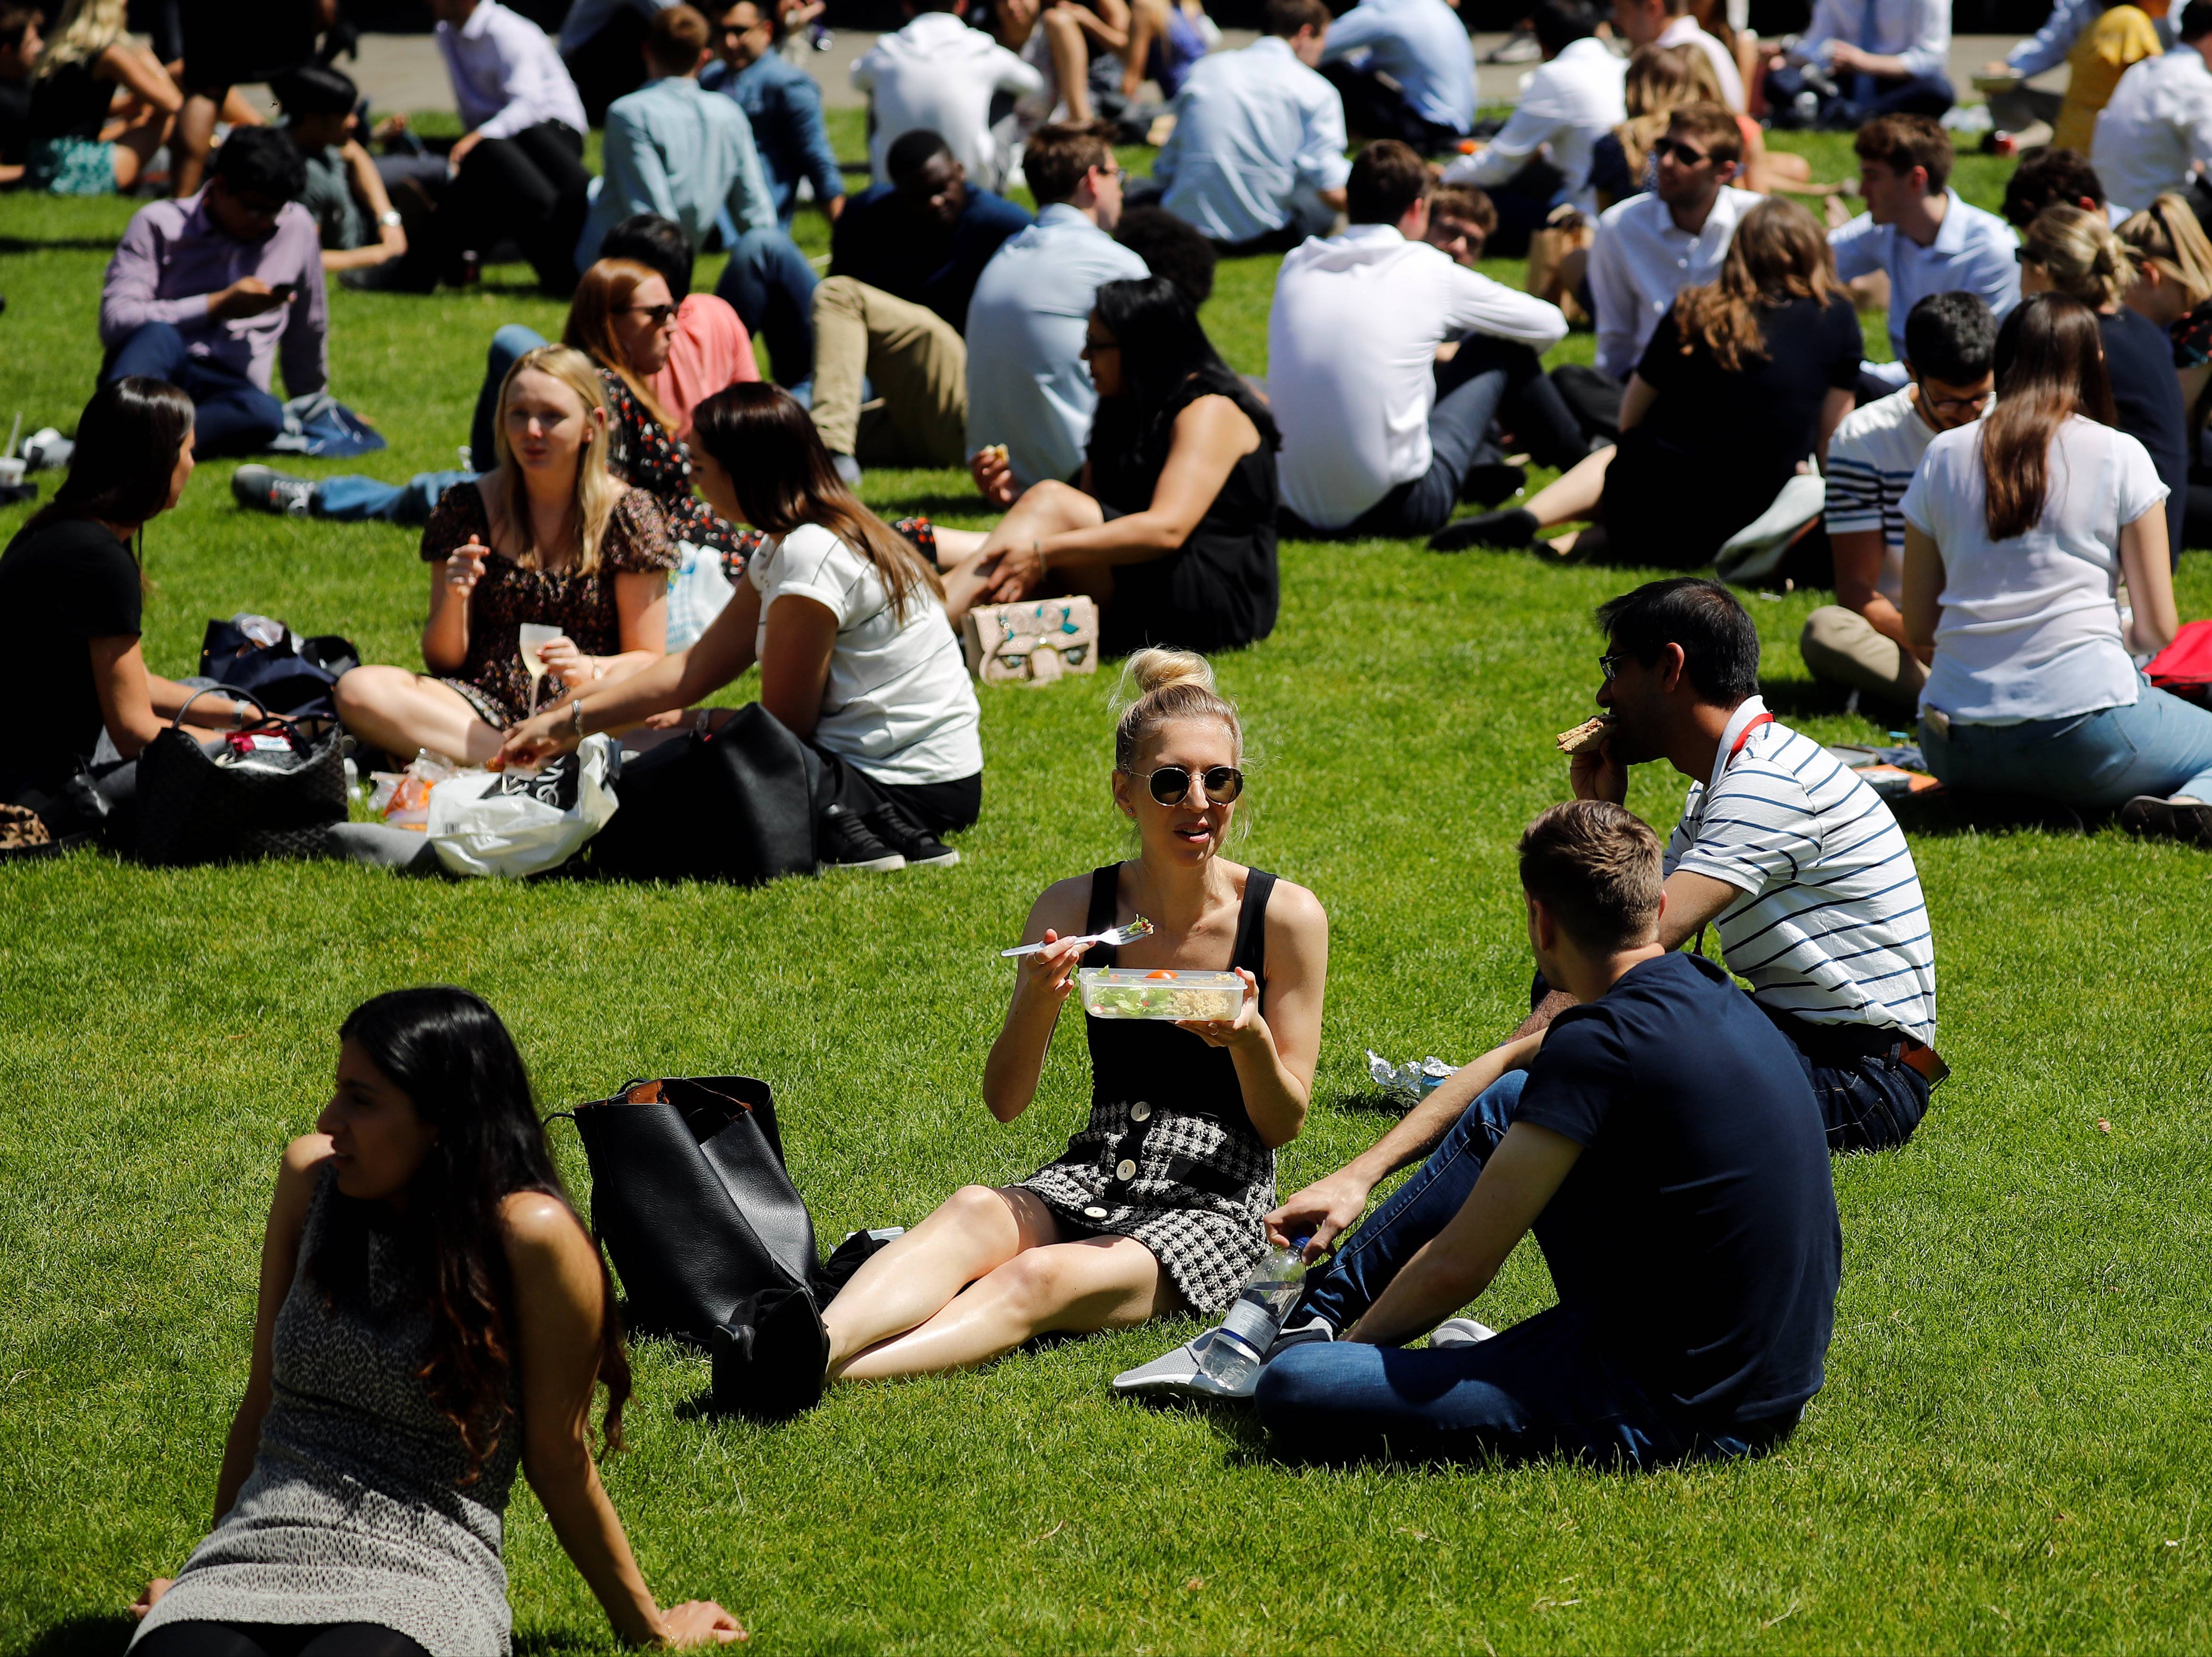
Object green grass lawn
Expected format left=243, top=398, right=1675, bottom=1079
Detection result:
left=5, top=124, right=2212, bottom=1656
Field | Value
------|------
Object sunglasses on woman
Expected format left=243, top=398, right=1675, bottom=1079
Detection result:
left=619, top=303, right=679, bottom=327
left=1125, top=763, right=1245, bottom=806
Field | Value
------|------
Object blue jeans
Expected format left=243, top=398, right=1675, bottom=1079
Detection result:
left=468, top=323, right=550, bottom=472
left=1257, top=1304, right=1792, bottom=1467
left=1764, top=64, right=1954, bottom=130
left=105, top=321, right=285, bottom=456
left=1922, top=681, right=2212, bottom=809
left=712, top=227, right=819, bottom=386
left=1337, top=335, right=1527, bottom=538
left=311, top=469, right=474, bottom=524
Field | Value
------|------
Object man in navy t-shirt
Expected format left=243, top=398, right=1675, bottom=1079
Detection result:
left=1253, top=800, right=1841, bottom=1466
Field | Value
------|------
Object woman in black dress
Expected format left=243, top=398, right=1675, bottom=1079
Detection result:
left=1442, top=195, right=1861, bottom=565
left=943, top=277, right=1282, bottom=657
left=817, top=649, right=1329, bottom=1380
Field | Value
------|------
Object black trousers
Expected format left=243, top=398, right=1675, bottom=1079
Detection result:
left=135, top=1623, right=430, bottom=1657
left=439, top=120, right=591, bottom=295
left=810, top=741, right=983, bottom=836
left=1316, top=62, right=1466, bottom=155
left=563, top=8, right=652, bottom=128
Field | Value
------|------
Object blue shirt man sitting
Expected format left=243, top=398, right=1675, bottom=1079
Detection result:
left=701, top=0, right=847, bottom=229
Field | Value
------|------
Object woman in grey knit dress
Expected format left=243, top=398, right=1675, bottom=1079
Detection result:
left=129, top=988, right=742, bottom=1657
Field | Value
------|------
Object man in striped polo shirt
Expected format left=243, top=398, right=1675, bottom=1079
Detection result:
left=1250, top=581, right=1939, bottom=1346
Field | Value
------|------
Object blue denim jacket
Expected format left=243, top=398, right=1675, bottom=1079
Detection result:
left=703, top=53, right=846, bottom=227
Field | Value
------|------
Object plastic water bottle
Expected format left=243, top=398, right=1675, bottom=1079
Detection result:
left=1196, top=1239, right=1312, bottom=1393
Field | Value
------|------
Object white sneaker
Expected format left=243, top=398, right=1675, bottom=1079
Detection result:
left=1715, top=472, right=1825, bottom=586
left=1428, top=1316, right=1498, bottom=1348
left=1264, top=1315, right=1335, bottom=1359
left=1111, top=1328, right=1242, bottom=1399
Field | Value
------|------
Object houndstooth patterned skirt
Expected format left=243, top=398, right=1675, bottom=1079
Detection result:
left=1019, top=1096, right=1275, bottom=1316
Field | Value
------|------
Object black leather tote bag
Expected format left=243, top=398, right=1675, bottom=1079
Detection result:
left=135, top=689, right=348, bottom=866
left=568, top=1075, right=829, bottom=1416
left=587, top=703, right=819, bottom=885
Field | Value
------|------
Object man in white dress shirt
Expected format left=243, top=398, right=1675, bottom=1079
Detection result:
left=1318, top=0, right=1478, bottom=151
left=1270, top=142, right=1568, bottom=537
left=1613, top=0, right=1743, bottom=110
left=1586, top=103, right=1758, bottom=382
left=2094, top=3, right=2212, bottom=216
left=428, top=0, right=592, bottom=294
left=1764, top=0, right=1954, bottom=130
left=1150, top=0, right=1351, bottom=253
left=851, top=0, right=1045, bottom=191
left=965, top=121, right=1150, bottom=493
left=1442, top=0, right=1624, bottom=253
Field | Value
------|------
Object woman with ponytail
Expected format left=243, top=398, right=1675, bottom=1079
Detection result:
left=2021, top=203, right=2191, bottom=561
left=1901, top=292, right=2212, bottom=845
left=801, top=649, right=1329, bottom=1385
left=129, top=987, right=744, bottom=1656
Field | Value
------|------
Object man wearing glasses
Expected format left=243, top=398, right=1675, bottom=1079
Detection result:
left=1803, top=291, right=1997, bottom=709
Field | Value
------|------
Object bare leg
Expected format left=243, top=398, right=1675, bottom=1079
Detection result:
left=171, top=91, right=220, bottom=196
left=1042, top=7, right=1094, bottom=122
left=1120, top=0, right=1168, bottom=97
left=941, top=479, right=1105, bottom=624
left=1763, top=150, right=1811, bottom=186
left=335, top=666, right=506, bottom=764
left=932, top=526, right=990, bottom=562
left=1522, top=444, right=1613, bottom=528
left=823, top=1184, right=1042, bottom=1368
left=109, top=87, right=177, bottom=190
left=218, top=86, right=264, bottom=127
left=838, top=1232, right=1170, bottom=1379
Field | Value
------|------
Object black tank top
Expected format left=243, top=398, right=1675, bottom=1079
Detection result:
left=1080, top=862, right=1275, bottom=1141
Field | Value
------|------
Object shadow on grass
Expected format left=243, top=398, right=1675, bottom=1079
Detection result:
left=0, top=236, right=127, bottom=254
left=870, top=491, right=997, bottom=521
left=1893, top=791, right=2092, bottom=838
left=17, top=1613, right=136, bottom=1656
left=1323, top=1087, right=1410, bottom=1119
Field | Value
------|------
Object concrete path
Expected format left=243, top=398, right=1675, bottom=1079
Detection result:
left=322, top=28, right=2058, bottom=120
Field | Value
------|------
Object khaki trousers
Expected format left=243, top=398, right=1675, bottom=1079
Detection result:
left=807, top=277, right=968, bottom=466
left=1800, top=605, right=1928, bottom=704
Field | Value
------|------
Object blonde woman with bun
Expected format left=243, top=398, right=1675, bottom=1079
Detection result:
left=812, top=649, right=1328, bottom=1384
left=335, top=346, right=675, bottom=764
left=2118, top=195, right=2212, bottom=455
left=2022, top=204, right=2191, bottom=560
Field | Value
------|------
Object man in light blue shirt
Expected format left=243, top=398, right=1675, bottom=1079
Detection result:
left=1829, top=114, right=2019, bottom=395
left=575, top=4, right=780, bottom=268
left=1151, top=0, right=1349, bottom=251
left=966, top=121, right=1150, bottom=490
left=1318, top=0, right=1476, bottom=150
left=1764, top=0, right=1953, bottom=130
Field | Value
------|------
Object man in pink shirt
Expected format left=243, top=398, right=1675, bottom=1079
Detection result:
left=99, top=127, right=328, bottom=455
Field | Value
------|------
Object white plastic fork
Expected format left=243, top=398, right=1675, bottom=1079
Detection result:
left=999, top=918, right=1154, bottom=958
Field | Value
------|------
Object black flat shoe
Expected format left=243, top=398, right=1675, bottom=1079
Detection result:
left=1430, top=507, right=1538, bottom=553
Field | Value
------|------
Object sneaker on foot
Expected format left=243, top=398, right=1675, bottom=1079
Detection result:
left=232, top=464, right=315, bottom=518
left=1428, top=1316, right=1498, bottom=1348
left=2119, top=794, right=2212, bottom=847
left=1264, top=1314, right=1335, bottom=1360
left=1430, top=506, right=1537, bottom=553
left=819, top=802, right=905, bottom=871
left=1112, top=1328, right=1240, bottom=1399
left=1458, top=460, right=1528, bottom=507
left=866, top=799, right=959, bottom=867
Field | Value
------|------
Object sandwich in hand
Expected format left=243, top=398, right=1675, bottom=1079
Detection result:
left=1555, top=714, right=1614, bottom=755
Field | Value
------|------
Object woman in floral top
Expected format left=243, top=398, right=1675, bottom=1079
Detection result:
left=564, top=258, right=765, bottom=579
left=334, top=346, right=675, bottom=763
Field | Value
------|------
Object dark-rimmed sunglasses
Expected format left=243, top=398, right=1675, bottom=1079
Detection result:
left=619, top=303, right=679, bottom=327
left=1599, top=651, right=1627, bottom=681
left=1651, top=139, right=1712, bottom=166
left=1125, top=763, right=1245, bottom=806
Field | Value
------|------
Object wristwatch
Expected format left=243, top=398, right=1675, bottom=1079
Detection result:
left=378, top=209, right=403, bottom=228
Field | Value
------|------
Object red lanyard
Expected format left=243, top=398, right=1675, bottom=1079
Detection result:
left=1726, top=711, right=1774, bottom=766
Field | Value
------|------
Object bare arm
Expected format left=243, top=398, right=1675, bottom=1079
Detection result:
left=1900, top=522, right=1944, bottom=656
left=98, top=42, right=186, bottom=114
left=1265, top=1030, right=1544, bottom=1257
left=1815, top=385, right=1855, bottom=462
left=1044, top=396, right=1256, bottom=564
left=1063, top=0, right=1133, bottom=52
left=506, top=1195, right=742, bottom=1648
left=2118, top=505, right=2178, bottom=654
left=321, top=139, right=407, bottom=272
left=1618, top=373, right=1658, bottom=433
left=1184, top=879, right=1328, bottom=1150
left=1831, top=528, right=1916, bottom=653
left=421, top=544, right=480, bottom=674
left=1347, top=1123, right=1583, bottom=1345
left=755, top=594, right=837, bottom=741
left=981, top=879, right=1097, bottom=1121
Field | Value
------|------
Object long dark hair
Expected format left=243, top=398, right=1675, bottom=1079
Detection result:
left=1981, top=292, right=2116, bottom=541
left=314, top=987, right=631, bottom=1479
left=23, top=376, right=194, bottom=538
left=1092, top=276, right=1278, bottom=448
left=1672, top=196, right=1842, bottom=372
left=689, top=381, right=944, bottom=622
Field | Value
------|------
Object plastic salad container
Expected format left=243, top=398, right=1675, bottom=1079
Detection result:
left=1078, top=967, right=1244, bottom=1022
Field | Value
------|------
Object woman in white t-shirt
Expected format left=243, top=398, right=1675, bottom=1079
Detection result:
left=500, top=383, right=983, bottom=872
left=1901, top=292, right=2212, bottom=844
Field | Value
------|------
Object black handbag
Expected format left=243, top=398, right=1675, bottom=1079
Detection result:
left=568, top=1075, right=830, bottom=1417
left=134, top=688, right=348, bottom=866
left=200, top=616, right=359, bottom=720
left=588, top=704, right=819, bottom=885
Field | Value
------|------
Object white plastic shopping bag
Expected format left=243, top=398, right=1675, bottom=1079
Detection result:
left=428, top=735, right=618, bottom=878
left=664, top=538, right=735, bottom=652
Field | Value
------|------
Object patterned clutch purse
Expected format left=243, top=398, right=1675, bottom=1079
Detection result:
left=959, top=597, right=1101, bottom=685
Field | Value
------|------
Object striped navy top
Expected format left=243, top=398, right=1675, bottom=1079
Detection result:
left=1664, top=704, right=1938, bottom=1044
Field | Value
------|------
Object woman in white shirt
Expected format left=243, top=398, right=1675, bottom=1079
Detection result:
left=1901, top=292, right=2212, bottom=845
left=499, top=383, right=983, bottom=871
